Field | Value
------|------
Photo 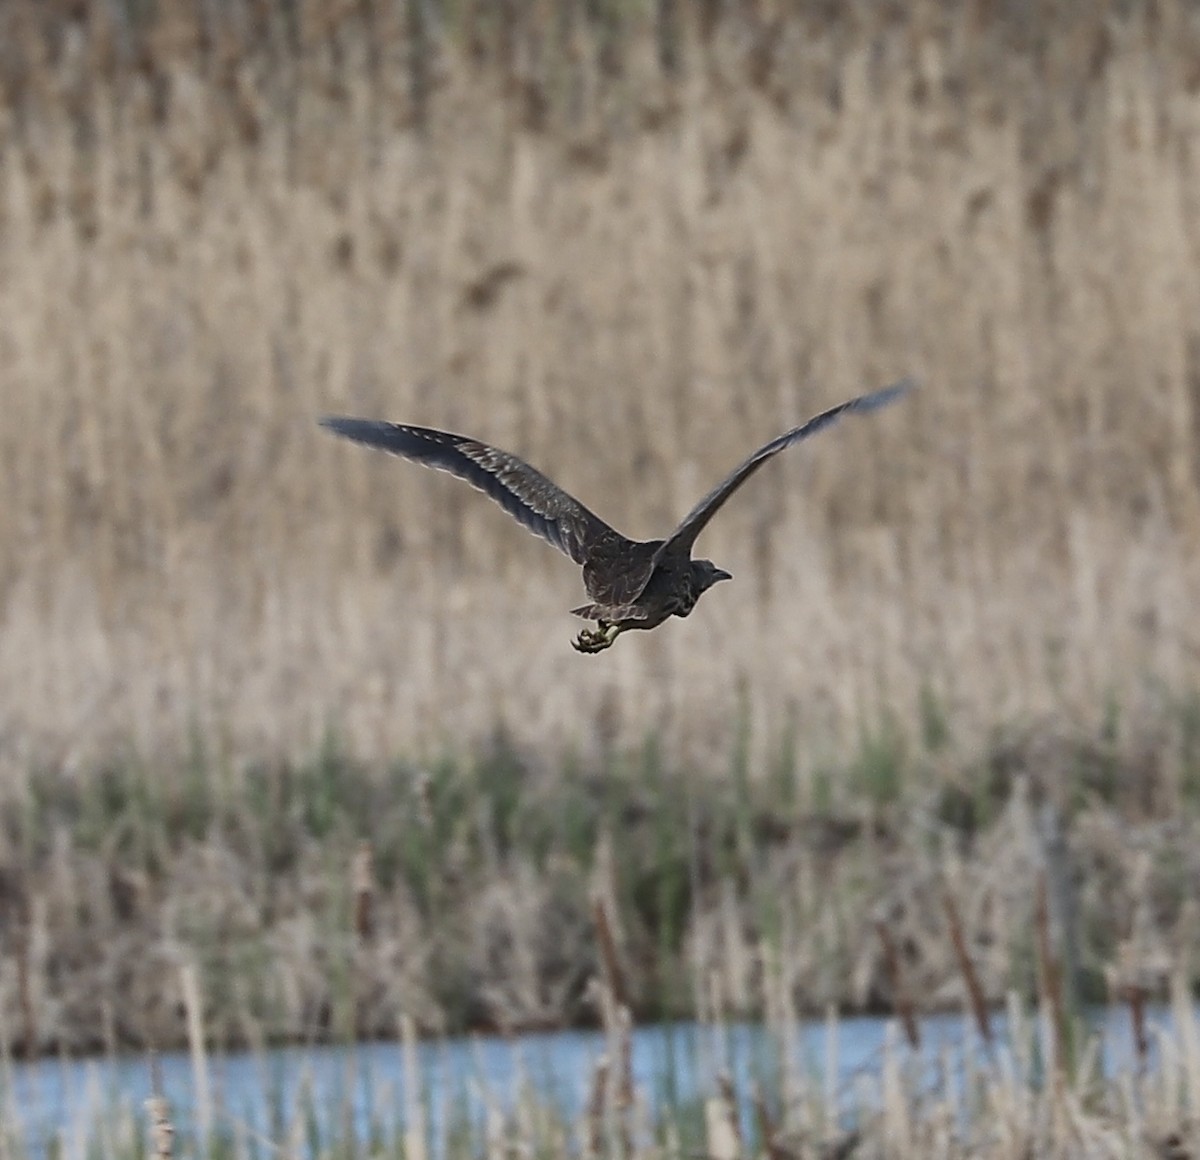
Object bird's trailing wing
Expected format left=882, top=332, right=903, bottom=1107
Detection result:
left=320, top=418, right=617, bottom=565
left=653, top=378, right=915, bottom=565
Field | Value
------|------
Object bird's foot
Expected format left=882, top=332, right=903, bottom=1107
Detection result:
left=572, top=623, right=621, bottom=654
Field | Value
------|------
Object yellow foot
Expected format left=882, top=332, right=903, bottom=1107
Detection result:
left=572, top=623, right=621, bottom=654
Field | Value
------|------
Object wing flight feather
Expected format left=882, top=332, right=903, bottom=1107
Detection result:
left=320, top=418, right=617, bottom=565
left=654, top=378, right=915, bottom=565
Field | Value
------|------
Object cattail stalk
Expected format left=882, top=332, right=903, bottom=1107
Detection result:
left=942, top=890, right=993, bottom=1045
left=876, top=921, right=920, bottom=1050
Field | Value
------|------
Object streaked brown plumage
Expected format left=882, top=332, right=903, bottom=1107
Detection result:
left=320, top=378, right=914, bottom=652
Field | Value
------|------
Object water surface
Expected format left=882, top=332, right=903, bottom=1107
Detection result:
left=0, top=1005, right=1180, bottom=1156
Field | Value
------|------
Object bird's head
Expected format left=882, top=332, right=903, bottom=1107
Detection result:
left=693, top=559, right=733, bottom=592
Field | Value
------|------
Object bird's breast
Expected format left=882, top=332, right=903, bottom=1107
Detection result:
left=674, top=590, right=698, bottom=617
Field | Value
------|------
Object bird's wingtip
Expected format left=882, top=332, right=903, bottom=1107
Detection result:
left=885, top=375, right=918, bottom=398
left=859, top=377, right=918, bottom=412
left=319, top=415, right=370, bottom=439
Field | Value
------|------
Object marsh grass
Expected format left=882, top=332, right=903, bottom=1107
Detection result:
left=0, top=713, right=1195, bottom=1055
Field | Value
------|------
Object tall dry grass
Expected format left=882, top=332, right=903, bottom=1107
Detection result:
left=0, top=731, right=1195, bottom=1054
left=0, top=2, right=1197, bottom=775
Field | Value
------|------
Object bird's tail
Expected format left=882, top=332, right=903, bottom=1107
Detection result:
left=570, top=603, right=604, bottom=620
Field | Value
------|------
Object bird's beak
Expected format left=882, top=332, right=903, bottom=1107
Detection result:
left=714, top=569, right=733, bottom=583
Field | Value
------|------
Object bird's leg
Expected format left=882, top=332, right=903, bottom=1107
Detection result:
left=572, top=621, right=622, bottom=654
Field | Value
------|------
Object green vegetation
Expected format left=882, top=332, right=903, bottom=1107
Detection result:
left=0, top=706, right=1196, bottom=1058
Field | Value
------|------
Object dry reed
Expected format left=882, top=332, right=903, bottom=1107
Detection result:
left=704, top=1076, right=740, bottom=1160
left=1, top=731, right=1195, bottom=1053
left=875, top=921, right=920, bottom=1050
left=0, top=3, right=1195, bottom=778
left=178, top=961, right=210, bottom=1148
left=352, top=838, right=374, bottom=942
left=1035, top=873, right=1070, bottom=1086
left=96, top=899, right=1200, bottom=1160
left=144, top=1055, right=174, bottom=1160
left=942, top=888, right=993, bottom=1047
left=592, top=892, right=630, bottom=1013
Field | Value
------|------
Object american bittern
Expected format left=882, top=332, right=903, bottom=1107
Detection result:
left=321, top=379, right=913, bottom=653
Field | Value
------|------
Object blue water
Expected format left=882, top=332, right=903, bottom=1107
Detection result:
left=0, top=1006, right=1185, bottom=1155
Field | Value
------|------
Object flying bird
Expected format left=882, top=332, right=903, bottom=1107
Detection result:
left=320, top=379, right=914, bottom=653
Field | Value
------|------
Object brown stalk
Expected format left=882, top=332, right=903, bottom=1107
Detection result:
left=1118, top=982, right=1149, bottom=1067
left=15, top=929, right=34, bottom=1060
left=352, top=839, right=374, bottom=942
left=414, top=771, right=434, bottom=829
left=1034, top=873, right=1068, bottom=1081
left=876, top=921, right=920, bottom=1050
left=822, top=1132, right=862, bottom=1160
left=591, top=892, right=629, bottom=1011
left=942, top=890, right=993, bottom=1045
left=584, top=1052, right=609, bottom=1160
left=752, top=1086, right=789, bottom=1160
left=615, top=1003, right=635, bottom=1158
left=3, top=871, right=34, bottom=1059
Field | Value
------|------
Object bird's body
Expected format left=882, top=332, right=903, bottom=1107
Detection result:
left=321, top=379, right=913, bottom=652
left=572, top=547, right=719, bottom=645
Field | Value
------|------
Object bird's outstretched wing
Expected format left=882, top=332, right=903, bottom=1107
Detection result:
left=320, top=418, right=618, bottom=565
left=654, top=378, right=915, bottom=565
